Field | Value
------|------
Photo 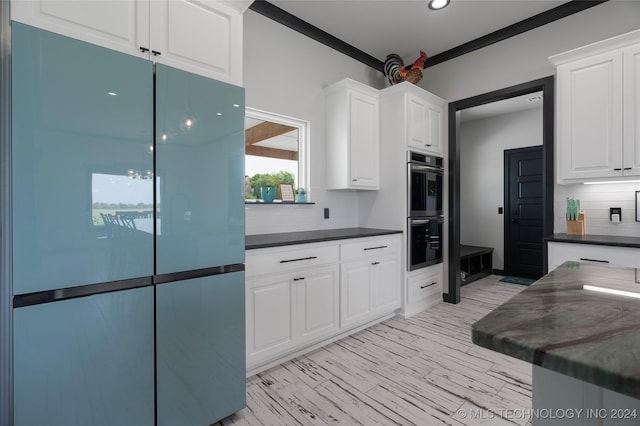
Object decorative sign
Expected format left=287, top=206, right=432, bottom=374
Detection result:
left=280, top=183, right=295, bottom=202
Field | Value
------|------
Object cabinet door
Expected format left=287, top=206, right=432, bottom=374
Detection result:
left=426, top=102, right=443, bottom=156
left=12, top=23, right=154, bottom=294
left=623, top=43, right=640, bottom=175
left=558, top=50, right=623, bottom=180
left=246, top=274, right=295, bottom=366
left=14, top=287, right=154, bottom=426
left=340, top=260, right=373, bottom=328
left=155, top=64, right=245, bottom=274
left=12, top=0, right=149, bottom=61
left=296, top=266, right=339, bottom=344
left=156, top=272, right=245, bottom=426
left=348, top=90, right=379, bottom=189
left=373, top=256, right=400, bottom=314
left=150, top=0, right=242, bottom=85
left=407, top=93, right=428, bottom=151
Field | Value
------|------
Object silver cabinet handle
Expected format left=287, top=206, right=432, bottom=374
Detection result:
left=364, top=245, right=387, bottom=251
left=293, top=277, right=305, bottom=281
left=371, top=261, right=380, bottom=265
left=420, top=282, right=437, bottom=289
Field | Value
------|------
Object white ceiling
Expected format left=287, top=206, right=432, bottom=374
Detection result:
left=268, top=0, right=567, bottom=62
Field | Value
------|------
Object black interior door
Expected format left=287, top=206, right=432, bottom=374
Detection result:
left=505, top=146, right=543, bottom=279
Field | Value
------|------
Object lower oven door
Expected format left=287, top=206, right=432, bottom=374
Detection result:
left=408, top=217, right=443, bottom=271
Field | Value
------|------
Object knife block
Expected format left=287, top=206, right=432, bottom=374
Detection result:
left=566, top=211, right=585, bottom=235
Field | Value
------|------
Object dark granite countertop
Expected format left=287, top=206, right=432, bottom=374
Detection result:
left=472, top=261, right=640, bottom=399
left=546, top=233, right=640, bottom=248
left=246, top=227, right=402, bottom=250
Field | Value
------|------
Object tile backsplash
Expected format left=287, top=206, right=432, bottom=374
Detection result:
left=245, top=189, right=359, bottom=235
left=555, top=182, right=640, bottom=237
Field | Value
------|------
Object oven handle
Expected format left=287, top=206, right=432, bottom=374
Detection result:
left=410, top=163, right=444, bottom=173
left=410, top=218, right=445, bottom=225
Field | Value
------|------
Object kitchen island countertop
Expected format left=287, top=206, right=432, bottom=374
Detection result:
left=246, top=227, right=402, bottom=250
left=472, top=261, right=640, bottom=400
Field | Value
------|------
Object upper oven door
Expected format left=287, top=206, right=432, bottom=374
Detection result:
left=408, top=162, right=443, bottom=217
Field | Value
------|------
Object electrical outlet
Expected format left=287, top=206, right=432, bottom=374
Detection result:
left=324, top=208, right=330, bottom=219
left=610, top=207, right=622, bottom=223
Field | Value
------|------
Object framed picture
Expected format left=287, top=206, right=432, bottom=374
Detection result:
left=279, top=183, right=295, bottom=202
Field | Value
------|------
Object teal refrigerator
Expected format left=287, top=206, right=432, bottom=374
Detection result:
left=12, top=23, right=246, bottom=426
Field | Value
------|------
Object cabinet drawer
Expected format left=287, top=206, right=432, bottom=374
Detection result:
left=340, top=236, right=399, bottom=261
left=407, top=264, right=442, bottom=306
left=246, top=243, right=339, bottom=277
left=548, top=241, right=640, bottom=271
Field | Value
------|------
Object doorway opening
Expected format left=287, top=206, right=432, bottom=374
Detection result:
left=446, top=76, right=554, bottom=304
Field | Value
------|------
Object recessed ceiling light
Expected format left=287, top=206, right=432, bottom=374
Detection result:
left=428, top=0, right=450, bottom=10
left=107, top=92, right=118, bottom=96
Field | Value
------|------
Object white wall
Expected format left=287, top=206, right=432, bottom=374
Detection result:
left=243, top=11, right=385, bottom=235
left=460, top=107, right=542, bottom=270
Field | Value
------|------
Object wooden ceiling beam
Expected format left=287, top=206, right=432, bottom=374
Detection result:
left=245, top=121, right=297, bottom=147
left=246, top=145, right=298, bottom=161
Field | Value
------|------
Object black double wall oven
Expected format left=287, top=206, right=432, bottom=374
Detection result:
left=407, top=151, right=444, bottom=271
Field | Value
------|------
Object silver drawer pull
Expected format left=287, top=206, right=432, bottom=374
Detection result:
left=420, top=282, right=437, bottom=289
left=280, top=256, right=318, bottom=263
left=364, top=245, right=388, bottom=251
left=579, top=258, right=609, bottom=264
left=371, top=261, right=380, bottom=266
left=293, top=277, right=305, bottom=281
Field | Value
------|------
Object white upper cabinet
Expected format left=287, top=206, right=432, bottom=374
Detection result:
left=325, top=78, right=380, bottom=190
left=623, top=43, right=640, bottom=175
left=380, top=82, right=445, bottom=157
left=11, top=0, right=242, bottom=85
left=551, top=30, right=640, bottom=183
left=407, top=92, right=443, bottom=155
left=149, top=0, right=242, bottom=85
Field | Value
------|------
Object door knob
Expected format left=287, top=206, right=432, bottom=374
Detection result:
left=511, top=218, right=519, bottom=223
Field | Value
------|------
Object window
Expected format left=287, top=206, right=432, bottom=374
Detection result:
left=245, top=108, right=309, bottom=202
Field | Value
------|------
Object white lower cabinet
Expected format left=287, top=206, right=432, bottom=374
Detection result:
left=246, top=262, right=339, bottom=370
left=340, top=260, right=373, bottom=328
left=296, top=267, right=340, bottom=344
left=245, top=234, right=401, bottom=374
left=404, top=263, right=443, bottom=318
left=246, top=273, right=295, bottom=367
left=547, top=241, right=640, bottom=272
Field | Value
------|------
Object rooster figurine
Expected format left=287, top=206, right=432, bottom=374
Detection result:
left=383, top=51, right=428, bottom=85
